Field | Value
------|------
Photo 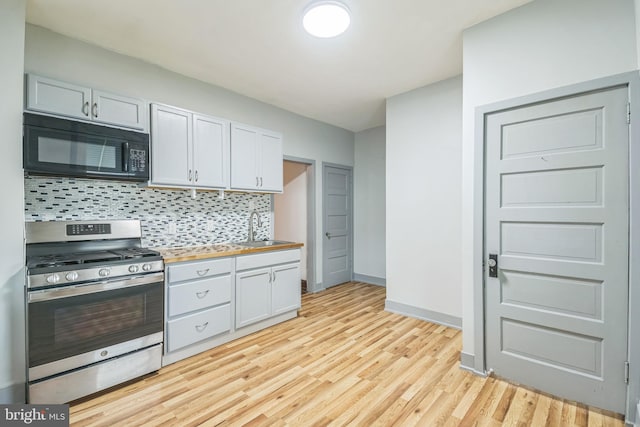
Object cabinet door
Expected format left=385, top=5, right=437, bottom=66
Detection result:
left=272, top=263, right=301, bottom=315
left=26, top=74, right=91, bottom=120
left=258, top=131, right=283, bottom=192
left=150, top=104, right=192, bottom=186
left=193, top=114, right=229, bottom=189
left=230, top=123, right=259, bottom=191
left=92, top=90, right=146, bottom=130
left=236, top=268, right=271, bottom=328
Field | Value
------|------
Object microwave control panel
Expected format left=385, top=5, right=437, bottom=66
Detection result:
left=129, top=149, right=147, bottom=172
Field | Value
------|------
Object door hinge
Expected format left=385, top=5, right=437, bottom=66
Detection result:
left=625, top=361, right=630, bottom=384
left=627, top=102, right=631, bottom=124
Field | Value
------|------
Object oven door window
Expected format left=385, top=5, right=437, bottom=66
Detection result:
left=28, top=282, right=163, bottom=368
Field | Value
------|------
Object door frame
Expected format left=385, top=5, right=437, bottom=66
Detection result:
left=276, top=155, right=317, bottom=292
left=321, top=162, right=354, bottom=290
left=469, top=71, right=640, bottom=421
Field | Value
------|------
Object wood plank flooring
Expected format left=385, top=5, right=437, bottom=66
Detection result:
left=69, top=282, right=625, bottom=426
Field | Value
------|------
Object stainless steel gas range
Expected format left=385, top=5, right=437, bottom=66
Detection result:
left=25, top=220, right=164, bottom=404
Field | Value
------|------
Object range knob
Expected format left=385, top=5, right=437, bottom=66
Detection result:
left=46, top=274, right=60, bottom=284
left=128, top=265, right=140, bottom=273
left=65, top=271, right=78, bottom=281
left=142, top=264, right=152, bottom=272
left=98, top=268, right=111, bottom=277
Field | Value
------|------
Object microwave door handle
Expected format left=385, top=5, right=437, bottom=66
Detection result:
left=123, top=142, right=129, bottom=173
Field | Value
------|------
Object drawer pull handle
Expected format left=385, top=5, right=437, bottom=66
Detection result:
left=195, top=322, right=209, bottom=332
left=196, top=268, right=210, bottom=276
left=196, top=290, right=210, bottom=299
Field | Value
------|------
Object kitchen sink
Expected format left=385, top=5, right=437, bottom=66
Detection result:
left=235, top=240, right=291, bottom=247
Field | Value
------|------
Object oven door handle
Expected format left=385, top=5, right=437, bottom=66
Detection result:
left=28, top=272, right=164, bottom=303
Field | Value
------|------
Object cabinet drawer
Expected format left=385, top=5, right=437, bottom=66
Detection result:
left=168, top=258, right=233, bottom=283
left=167, top=304, right=231, bottom=352
left=236, top=249, right=300, bottom=271
left=168, top=275, right=231, bottom=317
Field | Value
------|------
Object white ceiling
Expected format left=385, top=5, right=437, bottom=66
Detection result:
left=26, top=0, right=532, bottom=132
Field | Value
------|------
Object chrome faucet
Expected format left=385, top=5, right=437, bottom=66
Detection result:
left=248, top=210, right=262, bottom=242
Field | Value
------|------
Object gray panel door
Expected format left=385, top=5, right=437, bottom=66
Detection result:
left=485, top=86, right=629, bottom=413
left=323, top=165, right=352, bottom=287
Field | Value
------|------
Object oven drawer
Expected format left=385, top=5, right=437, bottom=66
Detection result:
left=168, top=258, right=233, bottom=283
left=167, top=304, right=231, bottom=352
left=168, top=275, right=231, bottom=317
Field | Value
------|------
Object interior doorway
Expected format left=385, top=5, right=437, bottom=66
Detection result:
left=274, top=158, right=315, bottom=293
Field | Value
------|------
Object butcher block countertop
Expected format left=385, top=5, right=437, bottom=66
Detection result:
left=156, top=241, right=304, bottom=264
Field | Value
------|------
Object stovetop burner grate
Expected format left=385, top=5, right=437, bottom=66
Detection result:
left=27, top=248, right=161, bottom=270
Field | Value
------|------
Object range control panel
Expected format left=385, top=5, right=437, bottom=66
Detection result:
left=66, top=223, right=112, bottom=236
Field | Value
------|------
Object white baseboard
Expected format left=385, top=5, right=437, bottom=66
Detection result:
left=384, top=299, right=462, bottom=329
left=0, top=382, right=25, bottom=404
left=352, top=273, right=386, bottom=287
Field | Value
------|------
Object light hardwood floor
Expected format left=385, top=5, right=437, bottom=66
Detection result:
left=70, top=282, right=625, bottom=426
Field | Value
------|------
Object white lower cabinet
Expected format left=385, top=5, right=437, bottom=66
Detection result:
left=236, top=249, right=301, bottom=329
left=236, top=268, right=272, bottom=328
left=163, top=249, right=301, bottom=365
left=164, top=258, right=233, bottom=357
left=167, top=305, right=231, bottom=352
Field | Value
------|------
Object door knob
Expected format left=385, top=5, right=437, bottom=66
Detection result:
left=488, top=254, right=498, bottom=278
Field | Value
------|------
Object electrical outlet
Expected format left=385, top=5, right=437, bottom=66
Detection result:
left=206, top=220, right=215, bottom=232
left=167, top=222, right=177, bottom=235
left=248, top=200, right=256, bottom=210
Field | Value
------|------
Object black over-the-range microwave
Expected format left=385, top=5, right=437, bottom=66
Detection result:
left=23, top=113, right=150, bottom=181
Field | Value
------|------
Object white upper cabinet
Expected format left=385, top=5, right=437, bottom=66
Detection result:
left=26, top=74, right=147, bottom=131
left=231, top=123, right=283, bottom=193
left=150, top=103, right=229, bottom=190
left=193, top=114, right=228, bottom=188
left=91, top=90, right=147, bottom=130
left=150, top=104, right=192, bottom=187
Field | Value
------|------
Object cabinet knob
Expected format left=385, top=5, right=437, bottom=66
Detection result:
left=92, top=102, right=98, bottom=118
left=82, top=101, right=89, bottom=117
left=195, top=170, right=199, bottom=182
left=326, top=232, right=332, bottom=239
left=188, top=169, right=193, bottom=181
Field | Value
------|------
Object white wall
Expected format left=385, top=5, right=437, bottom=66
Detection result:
left=637, top=0, right=640, bottom=69
left=353, top=126, right=386, bottom=282
left=0, top=0, right=26, bottom=403
left=386, top=76, right=462, bottom=320
left=24, top=24, right=354, bottom=286
left=461, top=0, right=637, bottom=358
left=274, top=161, right=308, bottom=280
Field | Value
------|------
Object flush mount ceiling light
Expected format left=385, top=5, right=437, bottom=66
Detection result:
left=303, top=1, right=351, bottom=38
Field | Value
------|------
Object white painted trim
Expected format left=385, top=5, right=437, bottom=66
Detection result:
left=0, top=382, right=25, bottom=404
left=460, top=352, right=487, bottom=377
left=385, top=299, right=462, bottom=329
left=282, top=155, right=317, bottom=292
left=472, top=71, right=640, bottom=421
left=626, top=71, right=640, bottom=425
left=353, top=273, right=386, bottom=287
left=309, top=283, right=325, bottom=294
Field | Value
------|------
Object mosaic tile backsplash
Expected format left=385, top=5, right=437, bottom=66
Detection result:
left=24, top=176, right=271, bottom=248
